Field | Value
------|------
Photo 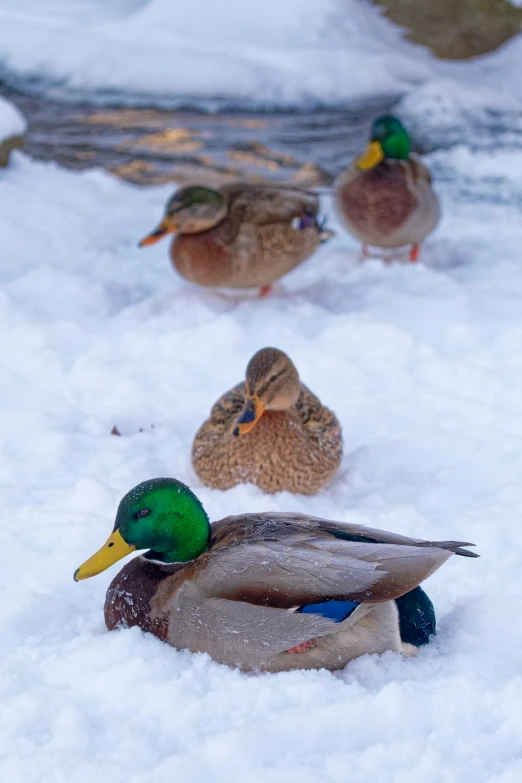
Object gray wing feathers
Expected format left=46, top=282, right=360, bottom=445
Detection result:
left=171, top=591, right=375, bottom=662
left=256, top=513, right=478, bottom=556
left=409, top=152, right=433, bottom=184
left=190, top=598, right=337, bottom=654
left=199, top=538, right=382, bottom=602
left=198, top=529, right=462, bottom=605
left=171, top=514, right=477, bottom=662
left=220, top=184, right=319, bottom=225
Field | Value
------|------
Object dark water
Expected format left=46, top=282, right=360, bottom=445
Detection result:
left=1, top=84, right=395, bottom=186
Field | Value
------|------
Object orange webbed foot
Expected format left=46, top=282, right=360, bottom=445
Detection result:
left=409, top=244, right=420, bottom=263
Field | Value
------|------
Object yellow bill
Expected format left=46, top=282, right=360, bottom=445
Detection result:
left=138, top=217, right=177, bottom=247
left=356, top=140, right=385, bottom=171
left=74, top=529, right=136, bottom=581
left=233, top=395, right=265, bottom=436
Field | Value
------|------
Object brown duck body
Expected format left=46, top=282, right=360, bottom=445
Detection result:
left=191, top=382, right=342, bottom=494
left=335, top=154, right=440, bottom=249
left=104, top=513, right=477, bottom=672
left=170, top=183, right=323, bottom=288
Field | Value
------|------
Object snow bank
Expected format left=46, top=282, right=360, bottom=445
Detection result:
left=0, top=0, right=436, bottom=107
left=396, top=79, right=522, bottom=152
left=0, top=95, right=26, bottom=143
left=1, top=144, right=522, bottom=779
left=1, top=0, right=522, bottom=118
left=395, top=32, right=522, bottom=150
left=3, top=0, right=522, bottom=116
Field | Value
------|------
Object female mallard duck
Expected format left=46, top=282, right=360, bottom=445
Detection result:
left=74, top=478, right=478, bottom=672
left=191, top=347, right=342, bottom=494
left=139, top=183, right=333, bottom=296
left=335, top=115, right=440, bottom=262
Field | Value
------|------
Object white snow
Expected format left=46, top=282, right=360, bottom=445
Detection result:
left=396, top=37, right=522, bottom=149
left=2, top=0, right=522, bottom=149
left=0, top=95, right=26, bottom=143
left=1, top=136, right=522, bottom=780
left=2, top=0, right=522, bottom=115
left=0, top=0, right=436, bottom=107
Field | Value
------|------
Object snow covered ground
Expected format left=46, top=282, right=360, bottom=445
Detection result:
left=2, top=131, right=522, bottom=779
left=1, top=0, right=522, bottom=119
left=0, top=96, right=26, bottom=144
left=0, top=0, right=436, bottom=107
left=1, top=2, right=522, bottom=777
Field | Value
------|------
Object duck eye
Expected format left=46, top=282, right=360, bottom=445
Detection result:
left=269, top=375, right=278, bottom=383
left=137, top=509, right=150, bottom=517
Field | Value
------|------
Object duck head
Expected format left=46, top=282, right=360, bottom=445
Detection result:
left=74, top=478, right=211, bottom=580
left=356, top=115, right=411, bottom=171
left=233, top=348, right=300, bottom=437
left=138, top=185, right=228, bottom=246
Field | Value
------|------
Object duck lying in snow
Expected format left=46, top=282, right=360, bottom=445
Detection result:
left=191, top=347, right=343, bottom=495
left=74, top=478, right=478, bottom=672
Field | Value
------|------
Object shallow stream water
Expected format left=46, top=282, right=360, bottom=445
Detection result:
left=1, top=84, right=395, bottom=186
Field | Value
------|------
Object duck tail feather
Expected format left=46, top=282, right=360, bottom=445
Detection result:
left=421, top=540, right=479, bottom=558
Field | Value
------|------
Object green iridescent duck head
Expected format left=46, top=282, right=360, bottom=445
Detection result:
left=74, top=478, right=211, bottom=580
left=356, top=115, right=411, bottom=171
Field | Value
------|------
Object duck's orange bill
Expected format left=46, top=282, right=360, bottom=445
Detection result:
left=74, top=529, right=136, bottom=581
left=138, top=217, right=178, bottom=247
left=233, top=395, right=265, bottom=437
left=356, top=140, right=385, bottom=171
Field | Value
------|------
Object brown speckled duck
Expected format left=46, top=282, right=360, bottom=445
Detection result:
left=191, top=347, right=342, bottom=494
left=139, top=183, right=333, bottom=296
left=74, top=478, right=478, bottom=672
left=335, top=115, right=440, bottom=262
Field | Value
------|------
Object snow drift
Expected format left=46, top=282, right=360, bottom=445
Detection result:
left=0, top=0, right=436, bottom=107
left=0, top=95, right=26, bottom=143
left=1, top=141, right=522, bottom=780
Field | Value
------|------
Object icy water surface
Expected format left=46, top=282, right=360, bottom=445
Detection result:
left=1, top=85, right=394, bottom=185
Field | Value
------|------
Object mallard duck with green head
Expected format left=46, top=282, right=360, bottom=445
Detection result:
left=139, top=183, right=333, bottom=296
left=335, top=115, right=440, bottom=262
left=75, top=478, right=478, bottom=672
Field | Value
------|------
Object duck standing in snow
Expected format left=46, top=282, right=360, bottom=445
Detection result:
left=74, top=477, right=478, bottom=672
left=138, top=183, right=333, bottom=296
left=191, top=347, right=342, bottom=494
left=335, top=115, right=440, bottom=262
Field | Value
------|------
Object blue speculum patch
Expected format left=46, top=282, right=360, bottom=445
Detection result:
left=299, top=213, right=317, bottom=230
left=297, top=587, right=436, bottom=648
left=298, top=600, right=360, bottom=622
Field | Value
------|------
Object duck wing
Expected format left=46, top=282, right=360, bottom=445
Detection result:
left=196, top=513, right=477, bottom=608
left=201, top=382, right=245, bottom=429
left=167, top=514, right=476, bottom=663
left=295, top=383, right=341, bottom=438
left=408, top=152, right=433, bottom=185
left=173, top=582, right=372, bottom=661
left=220, top=183, right=319, bottom=226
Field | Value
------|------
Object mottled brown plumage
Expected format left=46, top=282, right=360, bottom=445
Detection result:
left=140, top=183, right=333, bottom=291
left=191, top=347, right=342, bottom=494
left=335, top=154, right=440, bottom=250
left=104, top=510, right=478, bottom=672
